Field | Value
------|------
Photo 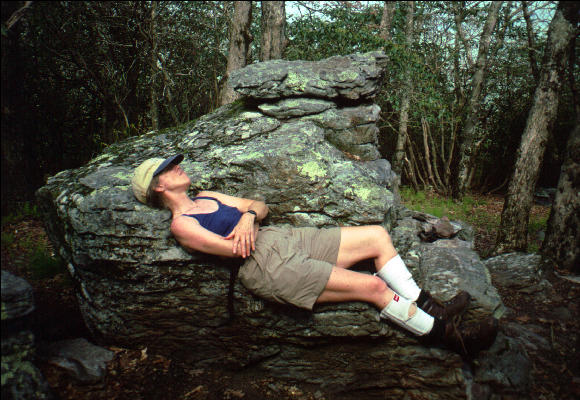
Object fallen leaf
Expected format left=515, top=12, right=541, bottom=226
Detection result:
left=224, top=388, right=245, bottom=399
left=140, top=347, right=148, bottom=361
left=515, top=315, right=530, bottom=323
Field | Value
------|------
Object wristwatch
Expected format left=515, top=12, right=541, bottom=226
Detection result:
left=246, top=210, right=257, bottom=217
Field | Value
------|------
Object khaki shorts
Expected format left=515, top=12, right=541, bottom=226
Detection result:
left=239, top=226, right=341, bottom=310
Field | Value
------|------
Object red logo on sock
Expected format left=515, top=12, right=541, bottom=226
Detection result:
left=393, top=294, right=399, bottom=302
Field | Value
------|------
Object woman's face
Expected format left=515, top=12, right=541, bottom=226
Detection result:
left=156, top=163, right=191, bottom=192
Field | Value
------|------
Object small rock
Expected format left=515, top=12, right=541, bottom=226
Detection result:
left=1, top=270, right=35, bottom=320
left=484, top=253, right=543, bottom=289
left=519, top=284, right=545, bottom=294
left=39, top=338, right=114, bottom=384
left=553, top=306, right=572, bottom=321
left=475, top=333, right=531, bottom=394
left=434, top=216, right=455, bottom=238
left=502, top=322, right=550, bottom=352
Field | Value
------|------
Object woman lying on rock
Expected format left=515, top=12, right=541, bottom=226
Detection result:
left=132, top=154, right=498, bottom=357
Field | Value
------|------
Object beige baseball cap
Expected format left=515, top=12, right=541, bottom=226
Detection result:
left=132, top=154, right=184, bottom=203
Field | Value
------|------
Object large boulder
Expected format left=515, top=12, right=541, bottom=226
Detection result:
left=36, top=52, right=520, bottom=398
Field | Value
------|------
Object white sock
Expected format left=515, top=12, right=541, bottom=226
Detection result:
left=379, top=293, right=434, bottom=336
left=376, top=255, right=421, bottom=301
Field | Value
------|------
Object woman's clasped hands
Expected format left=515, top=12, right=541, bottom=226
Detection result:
left=225, top=213, right=258, bottom=258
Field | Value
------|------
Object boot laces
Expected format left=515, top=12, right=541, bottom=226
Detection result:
left=449, top=315, right=467, bottom=355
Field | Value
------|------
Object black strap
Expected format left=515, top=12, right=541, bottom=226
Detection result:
left=227, top=261, right=241, bottom=321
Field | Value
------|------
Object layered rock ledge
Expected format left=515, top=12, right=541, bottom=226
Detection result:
left=37, top=52, right=521, bottom=398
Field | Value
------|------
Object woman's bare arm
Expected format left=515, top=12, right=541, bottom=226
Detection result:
left=171, top=216, right=244, bottom=258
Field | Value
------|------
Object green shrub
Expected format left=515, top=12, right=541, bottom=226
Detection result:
left=527, top=214, right=549, bottom=254
left=1, top=232, right=15, bottom=247
left=399, top=186, right=500, bottom=231
left=399, top=186, right=551, bottom=255
left=28, top=244, right=66, bottom=280
left=528, top=215, right=549, bottom=234
left=462, top=196, right=475, bottom=207
left=424, top=206, right=443, bottom=218
left=1, top=202, right=40, bottom=226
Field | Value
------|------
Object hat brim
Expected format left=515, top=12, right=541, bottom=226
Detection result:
left=153, top=154, right=184, bottom=177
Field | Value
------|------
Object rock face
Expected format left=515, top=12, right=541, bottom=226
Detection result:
left=1, top=271, right=53, bottom=399
left=37, top=52, right=522, bottom=398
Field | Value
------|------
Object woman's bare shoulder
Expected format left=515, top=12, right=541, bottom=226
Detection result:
left=170, top=214, right=199, bottom=235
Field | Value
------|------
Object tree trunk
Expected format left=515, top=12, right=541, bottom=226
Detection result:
left=393, top=1, right=414, bottom=177
left=149, top=1, right=159, bottom=131
left=521, top=1, right=540, bottom=82
left=379, top=2, right=396, bottom=43
left=456, top=1, right=503, bottom=195
left=219, top=1, right=253, bottom=106
left=541, top=1, right=580, bottom=273
left=494, top=2, right=577, bottom=255
left=260, top=1, right=286, bottom=61
left=541, top=124, right=580, bottom=273
left=453, top=17, right=465, bottom=110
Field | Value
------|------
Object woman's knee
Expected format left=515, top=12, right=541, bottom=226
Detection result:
left=368, top=225, right=392, bottom=248
left=366, top=275, right=394, bottom=307
left=368, top=274, right=390, bottom=296
left=379, top=225, right=391, bottom=238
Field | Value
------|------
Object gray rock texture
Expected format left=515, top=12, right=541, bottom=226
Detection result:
left=1, top=271, right=53, bottom=399
left=2, top=270, right=35, bottom=321
left=36, top=52, right=525, bottom=398
left=230, top=51, right=388, bottom=100
left=39, top=338, right=114, bottom=384
left=473, top=333, right=532, bottom=396
left=484, top=252, right=543, bottom=290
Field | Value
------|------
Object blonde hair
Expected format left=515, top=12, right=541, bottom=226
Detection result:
left=145, top=175, right=166, bottom=209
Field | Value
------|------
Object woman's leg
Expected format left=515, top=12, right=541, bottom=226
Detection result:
left=334, top=225, right=470, bottom=319
left=318, top=229, right=497, bottom=354
left=315, top=265, right=498, bottom=353
left=316, top=266, right=396, bottom=309
left=335, top=225, right=420, bottom=300
left=335, top=225, right=397, bottom=270
left=316, top=266, right=434, bottom=336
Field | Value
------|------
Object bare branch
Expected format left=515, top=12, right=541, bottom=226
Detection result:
left=4, top=1, right=33, bottom=31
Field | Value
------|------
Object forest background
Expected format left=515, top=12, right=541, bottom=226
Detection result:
left=1, top=1, right=578, bottom=267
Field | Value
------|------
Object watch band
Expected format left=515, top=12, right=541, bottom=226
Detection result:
left=246, top=210, right=257, bottom=217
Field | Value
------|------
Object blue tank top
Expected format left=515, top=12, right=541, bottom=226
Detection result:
left=182, top=196, right=242, bottom=236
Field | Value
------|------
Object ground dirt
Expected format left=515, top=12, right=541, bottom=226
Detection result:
left=1, top=195, right=579, bottom=400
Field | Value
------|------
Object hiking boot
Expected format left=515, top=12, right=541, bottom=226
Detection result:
left=445, top=316, right=499, bottom=357
left=423, top=316, right=499, bottom=357
left=416, top=290, right=471, bottom=320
